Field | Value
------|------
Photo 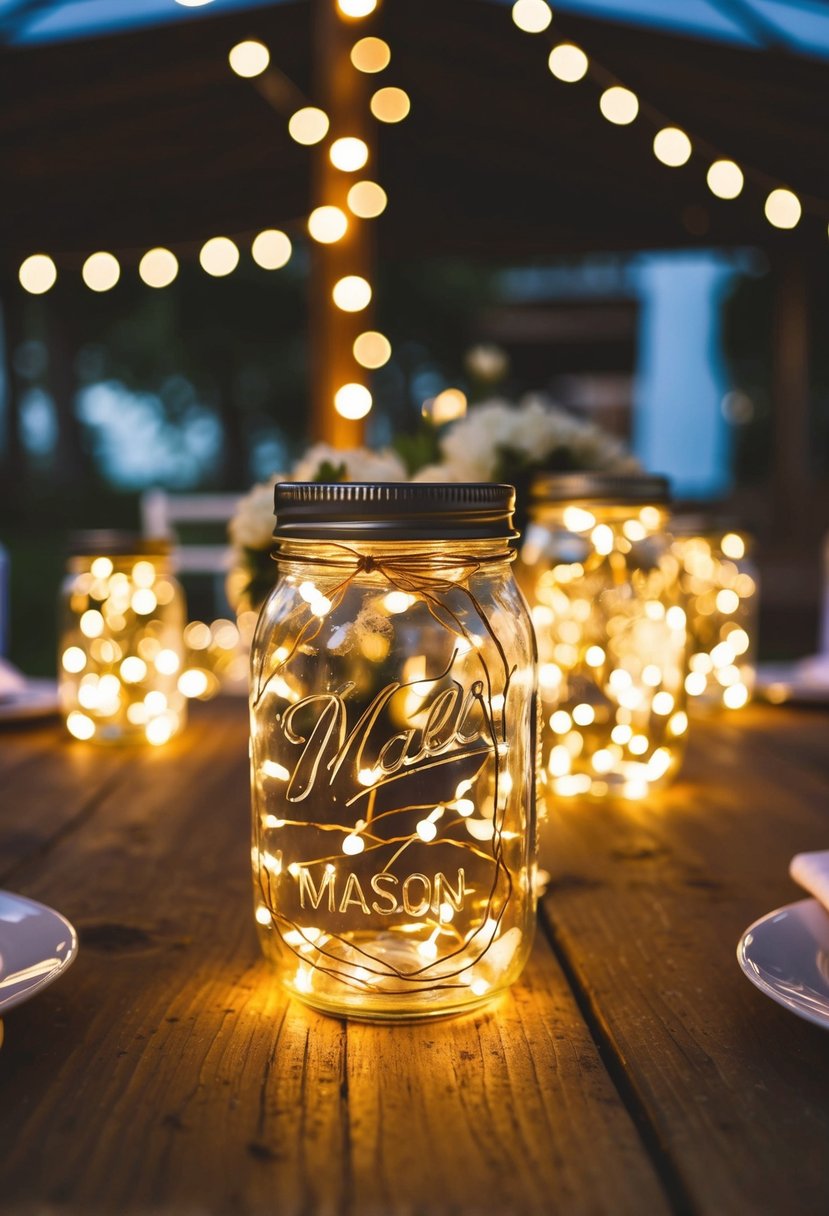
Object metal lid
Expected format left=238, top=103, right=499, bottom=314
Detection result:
left=529, top=472, right=671, bottom=506
left=68, top=531, right=172, bottom=557
left=670, top=512, right=750, bottom=538
left=273, top=482, right=517, bottom=541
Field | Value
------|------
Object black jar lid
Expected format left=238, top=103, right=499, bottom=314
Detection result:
left=529, top=472, right=671, bottom=506
left=273, top=482, right=517, bottom=541
left=68, top=530, right=172, bottom=557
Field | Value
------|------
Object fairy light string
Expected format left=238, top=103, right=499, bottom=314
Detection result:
left=252, top=543, right=523, bottom=996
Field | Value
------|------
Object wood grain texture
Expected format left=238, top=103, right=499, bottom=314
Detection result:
left=0, top=700, right=668, bottom=1216
left=541, top=704, right=829, bottom=1216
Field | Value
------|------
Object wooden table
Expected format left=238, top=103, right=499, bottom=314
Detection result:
left=1, top=699, right=828, bottom=1216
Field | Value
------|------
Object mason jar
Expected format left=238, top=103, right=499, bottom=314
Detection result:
left=517, top=473, right=688, bottom=800
left=58, top=533, right=187, bottom=745
left=250, top=482, right=538, bottom=1021
left=671, top=519, right=758, bottom=711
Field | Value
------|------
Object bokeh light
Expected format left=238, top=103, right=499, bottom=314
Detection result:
left=370, top=87, right=410, bottom=123
left=82, top=252, right=120, bottom=292
left=330, top=137, right=369, bottom=171
left=199, top=237, right=240, bottom=277
left=347, top=180, right=387, bottom=218
left=511, top=0, right=552, bottom=33
left=353, top=331, right=391, bottom=368
left=548, top=44, right=588, bottom=82
left=653, top=127, right=692, bottom=167
left=706, top=159, right=744, bottom=200
left=251, top=229, right=292, bottom=269
left=228, top=40, right=270, bottom=78
left=334, top=383, right=373, bottom=420
left=139, top=248, right=179, bottom=288
left=337, top=0, right=377, bottom=16
left=307, top=206, right=349, bottom=244
left=19, top=254, right=57, bottom=295
left=765, top=188, right=801, bottom=229
left=288, top=107, right=329, bottom=145
left=599, top=86, right=639, bottom=125
left=332, top=275, right=372, bottom=311
left=351, top=37, right=390, bottom=72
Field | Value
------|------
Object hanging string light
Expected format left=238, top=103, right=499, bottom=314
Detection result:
left=82, top=252, right=120, bottom=292
left=19, top=254, right=57, bottom=294
left=228, top=40, right=270, bottom=78
left=251, top=229, right=292, bottom=269
left=346, top=180, right=387, bottom=218
left=307, top=206, right=350, bottom=244
left=329, top=136, right=370, bottom=171
left=370, top=86, right=410, bottom=123
left=350, top=37, right=390, bottom=73
left=353, top=330, right=391, bottom=368
left=199, top=237, right=240, bottom=277
left=288, top=106, right=330, bottom=145
left=515, top=11, right=821, bottom=238
left=139, top=248, right=179, bottom=288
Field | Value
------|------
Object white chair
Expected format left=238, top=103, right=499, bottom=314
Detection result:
left=140, top=489, right=240, bottom=576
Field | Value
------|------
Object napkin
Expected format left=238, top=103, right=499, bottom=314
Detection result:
left=0, top=658, right=26, bottom=703
left=790, top=851, right=829, bottom=912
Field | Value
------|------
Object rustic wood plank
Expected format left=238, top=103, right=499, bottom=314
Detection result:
left=0, top=700, right=670, bottom=1216
left=0, top=719, right=133, bottom=880
left=541, top=704, right=829, bottom=1216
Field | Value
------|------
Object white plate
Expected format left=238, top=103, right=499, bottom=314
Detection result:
left=0, top=679, right=60, bottom=724
left=737, top=898, right=829, bottom=1029
left=0, top=890, right=78, bottom=1014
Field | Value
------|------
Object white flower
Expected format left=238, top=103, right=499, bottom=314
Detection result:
left=290, top=444, right=407, bottom=484
left=228, top=474, right=282, bottom=550
left=410, top=463, right=465, bottom=483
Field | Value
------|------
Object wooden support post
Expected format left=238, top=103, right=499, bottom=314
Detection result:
left=771, top=255, right=811, bottom=537
left=309, top=0, right=377, bottom=447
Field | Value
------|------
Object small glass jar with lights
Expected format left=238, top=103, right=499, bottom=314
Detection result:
left=250, top=482, right=538, bottom=1021
left=516, top=473, right=689, bottom=801
left=58, top=534, right=187, bottom=745
left=671, top=520, right=758, bottom=711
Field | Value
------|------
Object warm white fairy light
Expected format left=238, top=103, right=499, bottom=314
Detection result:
left=653, top=127, right=692, bottom=167
left=228, top=40, right=270, bottom=78
left=329, top=137, right=369, bottom=172
left=351, top=36, right=390, bottom=72
left=548, top=44, right=588, bottom=83
left=511, top=0, right=552, bottom=33
left=423, top=388, right=467, bottom=424
left=599, top=86, right=639, bottom=125
left=765, top=188, right=801, bottom=229
left=288, top=106, right=330, bottom=145
left=82, top=252, right=120, bottom=292
left=307, top=206, right=349, bottom=244
left=370, top=86, right=410, bottom=123
left=199, top=236, right=240, bottom=277
left=334, top=383, right=373, bottom=420
left=353, top=330, right=391, bottom=368
left=347, top=180, right=387, bottom=218
left=706, top=159, right=744, bottom=200
left=19, top=254, right=57, bottom=295
left=332, top=274, right=372, bottom=311
left=251, top=229, right=292, bottom=270
left=139, top=247, right=179, bottom=288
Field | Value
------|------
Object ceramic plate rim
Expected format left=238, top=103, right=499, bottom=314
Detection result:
left=0, top=890, right=79, bottom=1014
left=737, top=897, right=829, bottom=1030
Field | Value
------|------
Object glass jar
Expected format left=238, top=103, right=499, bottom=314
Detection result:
left=250, top=482, right=538, bottom=1021
left=516, top=473, right=688, bottom=800
left=671, top=520, right=758, bottom=711
left=58, top=534, right=187, bottom=745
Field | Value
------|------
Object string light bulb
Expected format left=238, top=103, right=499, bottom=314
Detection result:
left=653, top=127, right=692, bottom=167
left=706, top=159, right=744, bottom=200
left=228, top=40, right=270, bottom=78
left=424, top=389, right=467, bottom=424
left=199, top=237, right=240, bottom=277
left=288, top=107, right=329, bottom=146
left=347, top=180, right=387, bottom=218
left=307, top=206, right=349, bottom=244
left=354, top=331, right=391, bottom=368
left=511, top=0, right=552, bottom=33
left=19, top=254, right=57, bottom=295
left=251, top=229, right=292, bottom=269
left=765, top=188, right=801, bottom=229
left=548, top=44, right=588, bottom=82
left=334, top=383, right=372, bottom=420
left=139, top=248, right=179, bottom=289
left=332, top=275, right=372, bottom=312
left=351, top=36, right=390, bottom=72
left=329, top=137, right=369, bottom=171
left=599, top=86, right=639, bottom=125
left=370, top=87, right=410, bottom=123
left=82, top=252, right=120, bottom=292
left=337, top=0, right=377, bottom=16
